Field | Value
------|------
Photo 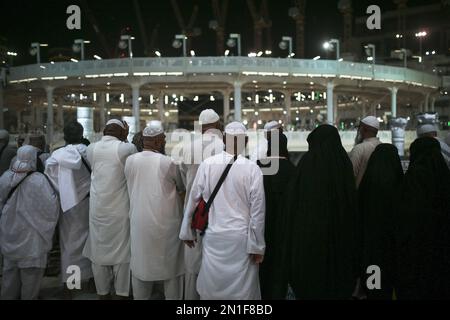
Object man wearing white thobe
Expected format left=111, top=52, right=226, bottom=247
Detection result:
left=45, top=122, right=93, bottom=290
left=180, top=122, right=266, bottom=300
left=417, top=124, right=450, bottom=169
left=126, top=121, right=185, bottom=300
left=250, top=121, right=283, bottom=162
left=349, top=116, right=382, bottom=188
left=0, top=146, right=59, bottom=300
left=83, top=119, right=137, bottom=298
left=176, top=109, right=224, bottom=300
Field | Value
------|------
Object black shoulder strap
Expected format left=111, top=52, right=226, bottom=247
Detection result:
left=205, top=155, right=237, bottom=211
left=4, top=171, right=34, bottom=204
left=80, top=155, right=92, bottom=174
left=0, top=143, right=8, bottom=160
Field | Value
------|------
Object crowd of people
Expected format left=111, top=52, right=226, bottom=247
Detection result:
left=0, top=110, right=449, bottom=300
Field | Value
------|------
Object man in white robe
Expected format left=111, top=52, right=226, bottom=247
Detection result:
left=349, top=116, right=382, bottom=188
left=180, top=122, right=266, bottom=300
left=83, top=119, right=137, bottom=299
left=177, top=109, right=224, bottom=300
left=0, top=146, right=59, bottom=300
left=250, top=121, right=282, bottom=162
left=45, top=122, right=93, bottom=292
left=125, top=121, right=185, bottom=300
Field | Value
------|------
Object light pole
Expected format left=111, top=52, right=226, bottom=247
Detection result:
left=279, top=36, right=294, bottom=58
left=323, top=39, right=340, bottom=61
left=173, top=34, right=187, bottom=57
left=30, top=42, right=48, bottom=64
left=364, top=44, right=376, bottom=66
left=7, top=51, right=18, bottom=66
left=227, top=34, right=241, bottom=56
left=415, top=31, right=427, bottom=63
left=399, top=48, right=408, bottom=68
left=73, top=39, right=90, bottom=61
left=119, top=35, right=135, bottom=58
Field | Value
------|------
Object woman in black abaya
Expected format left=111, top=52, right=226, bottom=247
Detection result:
left=257, top=133, right=295, bottom=300
left=285, top=124, right=359, bottom=299
left=396, top=137, right=450, bottom=299
left=358, top=144, right=404, bottom=299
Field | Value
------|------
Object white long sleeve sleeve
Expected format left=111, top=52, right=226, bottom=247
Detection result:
left=246, top=166, right=266, bottom=255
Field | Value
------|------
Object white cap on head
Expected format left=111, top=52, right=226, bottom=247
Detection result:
left=361, top=116, right=380, bottom=130
left=143, top=120, right=164, bottom=137
left=264, top=121, right=281, bottom=132
left=417, top=124, right=438, bottom=137
left=199, top=109, right=220, bottom=125
left=106, top=119, right=125, bottom=129
left=225, top=121, right=247, bottom=135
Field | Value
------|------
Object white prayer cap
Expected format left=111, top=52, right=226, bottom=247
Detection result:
left=417, top=124, right=437, bottom=136
left=106, top=119, right=125, bottom=129
left=225, top=121, right=247, bottom=135
left=143, top=120, right=164, bottom=137
left=264, top=121, right=281, bottom=132
left=361, top=116, right=380, bottom=130
left=199, top=109, right=220, bottom=125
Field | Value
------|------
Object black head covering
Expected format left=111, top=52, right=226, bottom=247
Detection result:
left=284, top=124, right=359, bottom=299
left=358, top=144, right=404, bottom=299
left=396, top=137, right=450, bottom=299
left=266, top=132, right=289, bottom=159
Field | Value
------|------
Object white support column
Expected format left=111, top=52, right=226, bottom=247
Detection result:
left=362, top=103, right=367, bottom=118
left=57, top=95, right=64, bottom=131
left=233, top=82, right=242, bottom=122
left=333, top=93, right=339, bottom=126
left=0, top=84, right=4, bottom=129
left=17, top=109, right=22, bottom=133
left=158, top=92, right=165, bottom=124
left=99, top=93, right=106, bottom=129
left=36, top=100, right=43, bottom=130
left=423, top=93, right=430, bottom=113
left=326, top=81, right=335, bottom=125
left=430, top=96, right=436, bottom=112
left=284, top=91, right=292, bottom=125
left=223, top=91, right=230, bottom=124
left=77, top=107, right=94, bottom=141
left=45, top=87, right=55, bottom=145
left=390, top=87, right=398, bottom=118
left=131, top=84, right=141, bottom=132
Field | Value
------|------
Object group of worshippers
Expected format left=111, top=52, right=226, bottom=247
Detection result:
left=268, top=116, right=450, bottom=300
left=0, top=108, right=449, bottom=300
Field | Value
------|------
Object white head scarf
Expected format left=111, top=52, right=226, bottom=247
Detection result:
left=264, top=121, right=281, bottom=132
left=12, top=145, right=38, bottom=173
left=361, top=116, right=380, bottom=130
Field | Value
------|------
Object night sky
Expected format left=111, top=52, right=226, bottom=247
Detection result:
left=0, top=0, right=441, bottom=64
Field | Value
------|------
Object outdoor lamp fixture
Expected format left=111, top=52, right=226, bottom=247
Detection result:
left=279, top=36, right=293, bottom=58
left=415, top=31, right=427, bottom=62
left=323, top=38, right=340, bottom=60
left=7, top=51, right=18, bottom=66
left=173, top=34, right=187, bottom=57
left=119, top=35, right=135, bottom=58
left=227, top=33, right=241, bottom=56
left=73, top=39, right=90, bottom=61
left=30, top=42, right=48, bottom=64
left=364, top=44, right=376, bottom=66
